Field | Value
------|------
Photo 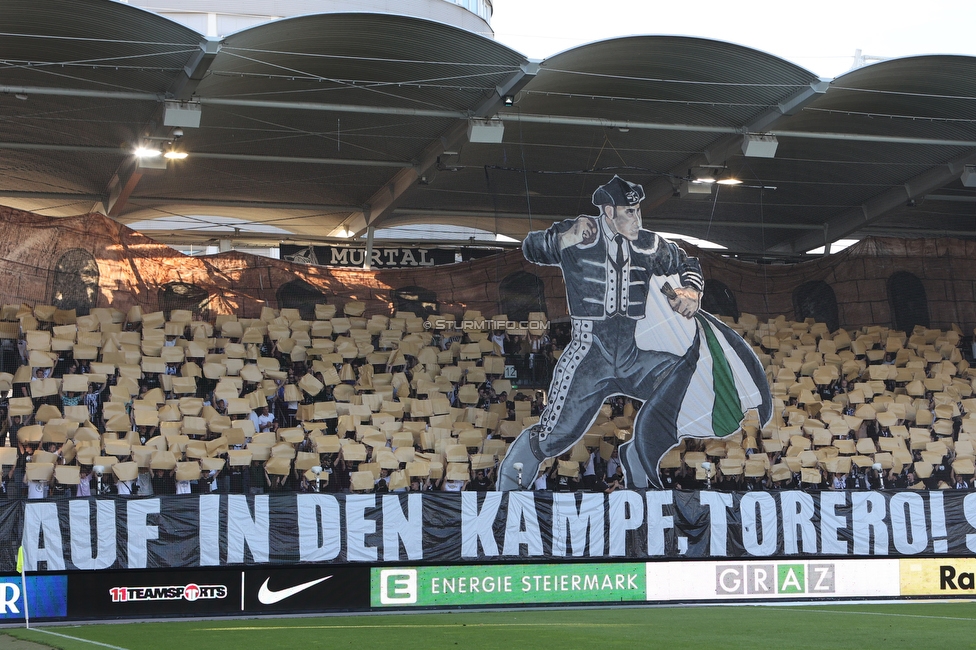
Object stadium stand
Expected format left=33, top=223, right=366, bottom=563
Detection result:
left=1, top=295, right=972, bottom=499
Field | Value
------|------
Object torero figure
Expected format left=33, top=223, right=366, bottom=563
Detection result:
left=497, top=176, right=772, bottom=490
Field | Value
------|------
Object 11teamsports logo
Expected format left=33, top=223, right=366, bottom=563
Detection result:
left=109, top=583, right=227, bottom=603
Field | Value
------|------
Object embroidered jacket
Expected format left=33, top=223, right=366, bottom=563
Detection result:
left=522, top=217, right=704, bottom=320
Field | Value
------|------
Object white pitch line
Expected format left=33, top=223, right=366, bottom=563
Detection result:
left=27, top=627, right=130, bottom=650
left=197, top=622, right=642, bottom=631
left=771, top=607, right=976, bottom=623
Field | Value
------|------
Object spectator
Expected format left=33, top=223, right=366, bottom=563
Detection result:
left=830, top=472, right=847, bottom=490
left=467, top=468, right=494, bottom=491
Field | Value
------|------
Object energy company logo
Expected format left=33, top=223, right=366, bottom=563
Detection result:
left=375, top=564, right=645, bottom=607
left=109, top=584, right=227, bottom=603
left=379, top=569, right=418, bottom=605
left=715, top=564, right=835, bottom=596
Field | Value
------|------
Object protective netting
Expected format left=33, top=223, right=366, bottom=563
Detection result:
left=52, top=249, right=99, bottom=316
left=793, top=280, right=840, bottom=333
left=0, top=206, right=975, bottom=332
left=158, top=282, right=211, bottom=321
left=888, top=271, right=931, bottom=333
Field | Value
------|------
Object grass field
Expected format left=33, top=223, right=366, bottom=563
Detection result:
left=4, top=602, right=976, bottom=650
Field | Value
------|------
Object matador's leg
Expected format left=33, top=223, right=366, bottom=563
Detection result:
left=626, top=330, right=702, bottom=488
left=498, top=320, right=611, bottom=490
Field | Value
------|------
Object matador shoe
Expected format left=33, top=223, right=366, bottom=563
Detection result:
left=618, top=439, right=649, bottom=488
left=497, top=426, right=547, bottom=490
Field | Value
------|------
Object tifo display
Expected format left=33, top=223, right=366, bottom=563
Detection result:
left=0, top=300, right=972, bottom=502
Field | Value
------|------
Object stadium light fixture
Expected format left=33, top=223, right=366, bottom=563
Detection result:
left=716, top=169, right=742, bottom=185
left=691, top=165, right=741, bottom=185
left=467, top=118, right=505, bottom=143
left=134, top=146, right=161, bottom=158
left=742, top=133, right=779, bottom=158
left=691, top=171, right=716, bottom=185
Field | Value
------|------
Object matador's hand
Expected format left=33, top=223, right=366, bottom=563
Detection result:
left=558, top=216, right=598, bottom=250
left=668, top=287, right=701, bottom=318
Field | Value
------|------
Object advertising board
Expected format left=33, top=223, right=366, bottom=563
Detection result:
left=244, top=566, right=369, bottom=613
left=10, top=556, right=976, bottom=621
left=371, top=559, right=905, bottom=608
left=646, top=560, right=901, bottom=601
left=0, top=575, right=67, bottom=620
left=67, top=566, right=370, bottom=618
left=68, top=569, right=242, bottom=618
left=900, top=558, right=976, bottom=596
left=372, top=563, right=646, bottom=607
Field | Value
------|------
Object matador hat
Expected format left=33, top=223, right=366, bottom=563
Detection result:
left=592, top=175, right=645, bottom=207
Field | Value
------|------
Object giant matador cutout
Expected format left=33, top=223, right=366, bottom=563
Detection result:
left=498, top=176, right=773, bottom=490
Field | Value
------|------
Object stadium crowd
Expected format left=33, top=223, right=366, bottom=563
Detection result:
left=0, top=301, right=973, bottom=498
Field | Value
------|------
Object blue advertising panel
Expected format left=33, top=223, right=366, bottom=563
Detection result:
left=0, top=575, right=68, bottom=620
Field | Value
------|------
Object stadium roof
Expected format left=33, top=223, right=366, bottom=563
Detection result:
left=1, top=0, right=975, bottom=257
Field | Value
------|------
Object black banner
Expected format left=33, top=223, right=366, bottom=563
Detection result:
left=68, top=568, right=243, bottom=618
left=5, top=490, right=976, bottom=572
left=64, top=565, right=370, bottom=619
left=280, top=245, right=456, bottom=268
left=244, top=566, right=369, bottom=613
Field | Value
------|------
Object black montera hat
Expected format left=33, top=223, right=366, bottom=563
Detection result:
left=592, top=175, right=645, bottom=207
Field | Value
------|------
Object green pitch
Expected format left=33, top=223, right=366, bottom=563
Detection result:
left=4, top=602, right=976, bottom=650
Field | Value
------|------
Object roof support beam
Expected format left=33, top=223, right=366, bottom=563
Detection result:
left=859, top=226, right=976, bottom=237
left=128, top=223, right=973, bottom=250
left=4, top=83, right=976, bottom=147
left=640, top=79, right=831, bottom=208
left=203, top=97, right=464, bottom=119
left=0, top=141, right=411, bottom=168
left=0, top=85, right=160, bottom=102
left=0, top=191, right=103, bottom=201
left=103, top=154, right=405, bottom=217
left=123, top=197, right=361, bottom=212
left=140, top=229, right=521, bottom=249
left=326, top=64, right=541, bottom=238
left=770, top=150, right=976, bottom=253
left=496, top=115, right=976, bottom=147
left=0, top=142, right=125, bottom=155
left=473, top=61, right=540, bottom=117
left=114, top=38, right=220, bottom=215
left=326, top=121, right=470, bottom=237
left=386, top=208, right=823, bottom=229
left=753, top=79, right=832, bottom=129
left=923, top=194, right=976, bottom=202
left=169, top=38, right=220, bottom=100
left=106, top=160, right=144, bottom=217
left=190, top=152, right=410, bottom=168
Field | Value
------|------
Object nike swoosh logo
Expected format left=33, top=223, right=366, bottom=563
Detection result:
left=257, top=576, right=332, bottom=604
